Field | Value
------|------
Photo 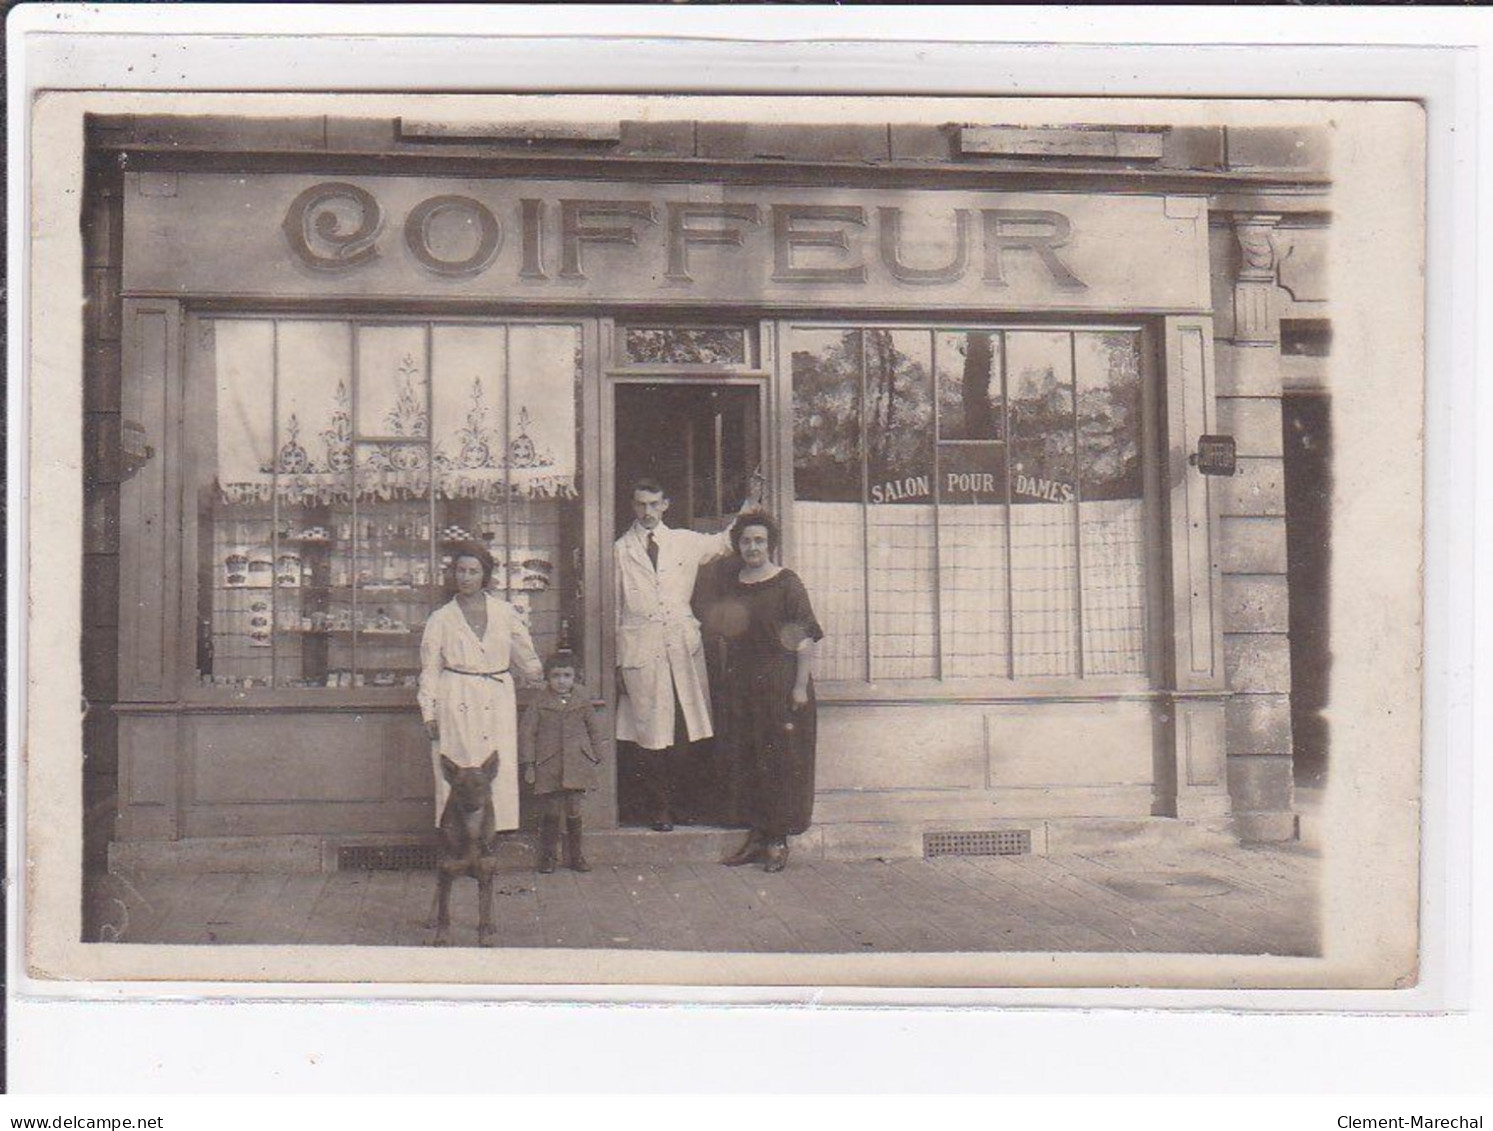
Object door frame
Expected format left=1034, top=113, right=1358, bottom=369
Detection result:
left=598, top=371, right=776, bottom=736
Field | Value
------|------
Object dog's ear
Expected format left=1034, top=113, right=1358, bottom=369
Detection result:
left=480, top=750, right=501, bottom=782
left=440, top=754, right=462, bottom=784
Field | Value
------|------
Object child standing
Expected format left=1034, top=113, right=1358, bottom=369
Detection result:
left=520, top=652, right=609, bottom=873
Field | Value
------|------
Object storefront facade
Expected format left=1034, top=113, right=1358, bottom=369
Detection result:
left=83, top=115, right=1329, bottom=866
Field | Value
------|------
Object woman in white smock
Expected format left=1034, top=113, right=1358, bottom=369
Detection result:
left=418, top=541, right=543, bottom=829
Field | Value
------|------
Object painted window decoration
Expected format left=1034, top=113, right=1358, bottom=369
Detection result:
left=195, top=318, right=585, bottom=691
left=621, top=326, right=750, bottom=367
left=790, top=325, right=1146, bottom=683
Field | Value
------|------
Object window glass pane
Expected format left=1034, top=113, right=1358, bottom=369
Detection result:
left=197, top=318, right=585, bottom=691
left=864, top=329, right=936, bottom=678
left=1075, top=332, right=1146, bottom=675
left=431, top=325, right=507, bottom=482
left=786, top=323, right=1147, bottom=687
left=1007, top=331, right=1079, bottom=678
left=790, top=328, right=866, bottom=678
left=341, top=486, right=430, bottom=689
left=506, top=326, right=583, bottom=662
left=865, top=329, right=934, bottom=505
left=202, top=320, right=275, bottom=689
left=937, top=444, right=1009, bottom=678
left=791, top=328, right=863, bottom=503
left=356, top=324, right=428, bottom=439
left=936, top=330, right=1004, bottom=441
left=1076, top=332, right=1144, bottom=502
left=623, top=327, right=748, bottom=366
left=790, top=502, right=865, bottom=682
left=868, top=503, right=938, bottom=679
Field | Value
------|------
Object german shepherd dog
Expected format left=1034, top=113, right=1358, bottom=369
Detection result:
left=430, top=751, right=501, bottom=947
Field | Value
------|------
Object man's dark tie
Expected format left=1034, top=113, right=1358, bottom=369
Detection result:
left=646, top=531, right=659, bottom=571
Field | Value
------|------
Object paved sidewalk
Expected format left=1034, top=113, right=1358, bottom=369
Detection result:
left=89, top=838, right=1320, bottom=955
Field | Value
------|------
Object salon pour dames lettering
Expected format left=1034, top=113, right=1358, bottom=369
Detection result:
left=870, top=471, right=1074, bottom=504
left=283, top=181, right=1085, bottom=289
left=124, top=173, right=1207, bottom=307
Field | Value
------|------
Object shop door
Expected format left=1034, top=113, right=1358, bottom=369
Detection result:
left=612, top=382, right=763, bottom=828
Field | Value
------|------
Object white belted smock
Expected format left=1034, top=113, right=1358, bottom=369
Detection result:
left=418, top=593, right=543, bottom=829
left=614, top=522, right=733, bottom=751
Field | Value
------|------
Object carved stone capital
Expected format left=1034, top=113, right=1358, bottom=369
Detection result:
left=1231, top=213, right=1283, bottom=284
left=1230, top=213, right=1283, bottom=345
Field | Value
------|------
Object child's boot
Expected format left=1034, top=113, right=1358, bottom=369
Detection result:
left=537, top=815, right=560, bottom=874
left=565, top=817, right=591, bottom=873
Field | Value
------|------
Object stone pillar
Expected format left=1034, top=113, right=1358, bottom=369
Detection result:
left=1215, top=212, right=1298, bottom=842
left=1231, top=214, right=1282, bottom=345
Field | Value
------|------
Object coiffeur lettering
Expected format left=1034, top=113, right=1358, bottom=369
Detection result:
left=283, top=182, right=1088, bottom=290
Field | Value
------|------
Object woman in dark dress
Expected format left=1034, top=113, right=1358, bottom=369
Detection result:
left=712, top=512, right=823, bottom=873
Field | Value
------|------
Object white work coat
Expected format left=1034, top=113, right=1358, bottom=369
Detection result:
left=418, top=593, right=543, bottom=829
left=614, top=522, right=733, bottom=751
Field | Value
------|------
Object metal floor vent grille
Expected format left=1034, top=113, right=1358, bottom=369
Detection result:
left=924, top=829, right=1032, bottom=859
left=338, top=843, right=441, bottom=871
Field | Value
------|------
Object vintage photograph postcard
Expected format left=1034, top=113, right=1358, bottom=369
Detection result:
left=21, top=90, right=1425, bottom=992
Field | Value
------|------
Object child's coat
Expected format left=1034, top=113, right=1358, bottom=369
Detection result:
left=520, top=690, right=610, bottom=795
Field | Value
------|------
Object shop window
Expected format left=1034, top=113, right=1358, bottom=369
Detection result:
left=790, top=325, right=1147, bottom=683
left=192, top=318, right=584, bottom=691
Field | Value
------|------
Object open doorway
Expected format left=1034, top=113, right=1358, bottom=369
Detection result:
left=612, top=382, right=763, bottom=828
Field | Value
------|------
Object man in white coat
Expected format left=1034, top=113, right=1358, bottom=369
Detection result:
left=615, top=476, right=758, bottom=831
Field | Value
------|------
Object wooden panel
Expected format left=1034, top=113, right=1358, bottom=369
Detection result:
left=116, top=712, right=179, bottom=840
left=1215, top=398, right=1283, bottom=456
left=190, top=715, right=390, bottom=804
left=1179, top=699, right=1226, bottom=789
left=1225, top=693, right=1293, bottom=755
left=813, top=785, right=1154, bottom=823
left=83, top=482, right=120, bottom=553
left=86, top=340, right=123, bottom=413
left=183, top=800, right=432, bottom=840
left=85, top=412, right=123, bottom=483
left=815, top=705, right=985, bottom=791
left=84, top=554, right=121, bottom=628
left=82, top=626, right=119, bottom=700
left=1207, top=226, right=1238, bottom=341
left=1216, top=457, right=1285, bottom=517
left=957, top=126, right=1163, bottom=160
left=83, top=708, right=120, bottom=776
left=1224, top=634, right=1292, bottom=694
left=125, top=174, right=1211, bottom=313
left=122, top=116, right=330, bottom=150
left=117, top=300, right=181, bottom=701
left=697, top=122, right=890, bottom=163
left=1163, top=316, right=1225, bottom=688
left=387, top=714, right=440, bottom=802
left=1218, top=516, right=1288, bottom=574
left=1222, top=574, right=1290, bottom=633
left=985, top=701, right=1154, bottom=788
left=85, top=268, right=122, bottom=342
left=1226, top=754, right=1295, bottom=812
left=82, top=186, right=123, bottom=269
left=812, top=704, right=985, bottom=793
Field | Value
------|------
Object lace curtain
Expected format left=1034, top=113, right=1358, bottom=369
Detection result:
left=214, top=320, right=579, bottom=504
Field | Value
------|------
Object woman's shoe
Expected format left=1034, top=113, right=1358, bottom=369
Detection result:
left=762, top=839, right=789, bottom=873
left=721, top=830, right=766, bottom=867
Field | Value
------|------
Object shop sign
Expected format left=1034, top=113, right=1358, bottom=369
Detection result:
left=125, top=173, right=1210, bottom=312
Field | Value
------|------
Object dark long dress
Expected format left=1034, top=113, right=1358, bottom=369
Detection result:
left=714, top=568, right=824, bottom=838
